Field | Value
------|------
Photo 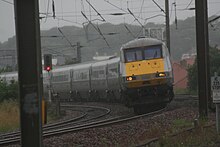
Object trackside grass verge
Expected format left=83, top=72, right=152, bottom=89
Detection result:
left=0, top=101, right=61, bottom=133
left=136, top=119, right=220, bottom=147
left=0, top=100, right=19, bottom=133
left=157, top=125, right=219, bottom=147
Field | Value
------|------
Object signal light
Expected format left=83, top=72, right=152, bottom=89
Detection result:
left=45, top=66, right=51, bottom=72
left=44, top=54, right=52, bottom=72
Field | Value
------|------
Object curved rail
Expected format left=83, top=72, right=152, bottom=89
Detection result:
left=0, top=104, right=111, bottom=146
left=0, top=106, right=166, bottom=146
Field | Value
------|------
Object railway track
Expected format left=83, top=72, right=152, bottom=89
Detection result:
left=0, top=105, right=166, bottom=146
left=0, top=104, right=111, bottom=146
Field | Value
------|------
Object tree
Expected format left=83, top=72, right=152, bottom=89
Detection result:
left=187, top=46, right=220, bottom=91
left=187, top=61, right=198, bottom=91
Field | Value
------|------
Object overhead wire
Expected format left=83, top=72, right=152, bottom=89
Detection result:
left=88, top=0, right=92, bottom=20
left=104, top=0, right=127, bottom=13
left=57, top=27, right=76, bottom=48
left=44, top=0, right=50, bottom=22
left=185, top=0, right=194, bottom=10
left=209, top=15, right=220, bottom=23
left=151, top=0, right=165, bottom=14
left=127, top=8, right=145, bottom=37
left=144, top=14, right=165, bottom=24
left=85, top=0, right=106, bottom=22
left=96, top=25, right=110, bottom=47
left=127, top=8, right=144, bottom=28
left=124, top=24, right=136, bottom=38
left=43, top=0, right=47, bottom=19
left=138, top=0, right=145, bottom=18
left=81, top=0, right=85, bottom=13
left=42, top=47, right=74, bottom=57
left=0, top=0, right=13, bottom=5
left=81, top=11, right=110, bottom=48
left=40, top=13, right=82, bottom=26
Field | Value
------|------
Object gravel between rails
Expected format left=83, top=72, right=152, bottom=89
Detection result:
left=42, top=97, right=215, bottom=147
left=42, top=107, right=204, bottom=147
left=4, top=97, right=216, bottom=147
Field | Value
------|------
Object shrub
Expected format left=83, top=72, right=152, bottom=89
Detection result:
left=0, top=78, right=18, bottom=102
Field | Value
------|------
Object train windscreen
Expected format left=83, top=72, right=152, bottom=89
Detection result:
left=144, top=45, right=162, bottom=60
left=124, top=45, right=162, bottom=62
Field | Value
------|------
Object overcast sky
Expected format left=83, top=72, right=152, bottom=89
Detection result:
left=0, top=0, right=220, bottom=42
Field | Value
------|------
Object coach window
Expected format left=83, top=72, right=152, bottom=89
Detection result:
left=108, top=68, right=118, bottom=77
left=92, top=71, right=99, bottom=78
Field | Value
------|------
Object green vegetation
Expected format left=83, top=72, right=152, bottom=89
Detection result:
left=0, top=66, right=15, bottom=73
left=0, top=78, right=18, bottom=102
left=136, top=119, right=219, bottom=147
left=172, top=119, right=193, bottom=130
left=0, top=77, right=19, bottom=132
left=187, top=46, right=220, bottom=92
left=0, top=100, right=19, bottom=132
left=157, top=125, right=219, bottom=147
left=174, top=88, right=190, bottom=95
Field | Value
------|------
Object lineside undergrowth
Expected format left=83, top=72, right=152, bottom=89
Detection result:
left=0, top=100, right=19, bottom=133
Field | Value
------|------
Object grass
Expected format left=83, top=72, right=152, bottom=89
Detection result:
left=174, top=88, right=190, bottom=95
left=0, top=101, right=60, bottom=133
left=135, top=119, right=220, bottom=147
left=172, top=119, right=193, bottom=131
left=174, top=88, right=198, bottom=96
left=157, top=125, right=220, bottom=147
left=46, top=102, right=62, bottom=123
left=0, top=100, right=19, bottom=133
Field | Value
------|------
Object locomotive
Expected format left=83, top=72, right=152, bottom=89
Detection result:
left=0, top=37, right=174, bottom=114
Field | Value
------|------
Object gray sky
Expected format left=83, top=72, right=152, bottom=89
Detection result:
left=0, top=0, right=220, bottom=43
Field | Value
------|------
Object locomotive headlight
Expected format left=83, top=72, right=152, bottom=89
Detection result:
left=159, top=73, right=166, bottom=77
left=156, top=72, right=166, bottom=77
left=126, top=76, right=136, bottom=81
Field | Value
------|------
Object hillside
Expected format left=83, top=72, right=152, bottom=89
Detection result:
left=0, top=16, right=220, bottom=63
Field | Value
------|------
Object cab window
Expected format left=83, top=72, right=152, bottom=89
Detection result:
left=144, top=45, right=162, bottom=60
left=125, top=49, right=143, bottom=62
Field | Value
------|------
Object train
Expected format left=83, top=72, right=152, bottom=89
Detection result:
left=0, top=37, right=174, bottom=114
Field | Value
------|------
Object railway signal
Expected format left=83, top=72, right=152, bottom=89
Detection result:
left=44, top=54, right=52, bottom=72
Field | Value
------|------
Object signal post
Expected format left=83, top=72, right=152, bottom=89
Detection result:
left=43, top=54, right=53, bottom=124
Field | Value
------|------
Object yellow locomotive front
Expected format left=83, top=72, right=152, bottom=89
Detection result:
left=120, top=37, right=174, bottom=113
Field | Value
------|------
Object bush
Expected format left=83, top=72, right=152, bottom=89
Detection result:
left=0, top=79, right=18, bottom=102
left=187, top=46, right=220, bottom=92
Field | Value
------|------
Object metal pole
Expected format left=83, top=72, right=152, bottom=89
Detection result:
left=195, top=0, right=210, bottom=118
left=216, top=105, right=220, bottom=133
left=56, top=94, right=60, bottom=116
left=48, top=72, right=52, bottom=102
left=14, top=0, right=43, bottom=146
left=165, top=0, right=170, bottom=54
